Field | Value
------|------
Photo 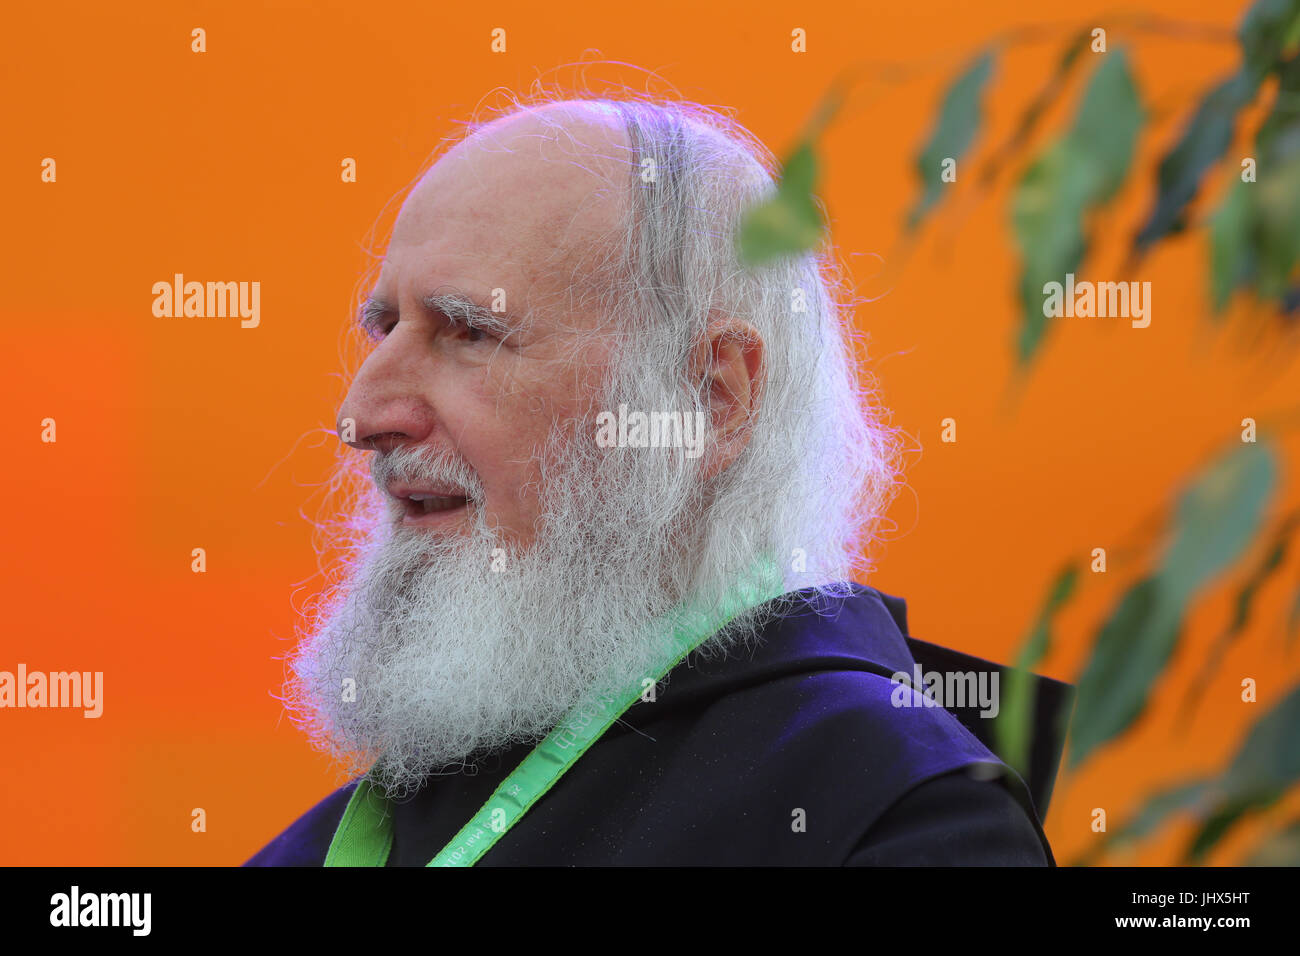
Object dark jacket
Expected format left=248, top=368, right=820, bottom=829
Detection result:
left=245, top=584, right=1055, bottom=865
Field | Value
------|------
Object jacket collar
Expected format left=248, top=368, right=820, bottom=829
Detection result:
left=611, top=583, right=917, bottom=733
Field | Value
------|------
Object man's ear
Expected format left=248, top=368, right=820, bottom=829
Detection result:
left=688, top=315, right=765, bottom=481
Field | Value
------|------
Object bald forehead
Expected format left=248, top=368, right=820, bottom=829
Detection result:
left=459, top=101, right=631, bottom=179
left=390, top=103, right=633, bottom=295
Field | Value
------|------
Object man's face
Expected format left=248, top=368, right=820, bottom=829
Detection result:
left=338, top=105, right=630, bottom=550
left=292, top=106, right=684, bottom=796
left=290, top=105, right=769, bottom=797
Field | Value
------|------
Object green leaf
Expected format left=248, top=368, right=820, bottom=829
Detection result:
left=1069, top=441, right=1278, bottom=770
left=1219, top=515, right=1293, bottom=636
left=1221, top=678, right=1300, bottom=799
left=1254, top=150, right=1300, bottom=300
left=1239, top=0, right=1300, bottom=81
left=1068, top=576, right=1183, bottom=770
left=1069, top=48, right=1144, bottom=204
left=737, top=142, right=825, bottom=266
left=1208, top=176, right=1257, bottom=314
left=1071, top=778, right=1213, bottom=865
left=1207, top=54, right=1300, bottom=312
left=1010, top=142, right=1092, bottom=363
left=996, top=564, right=1079, bottom=777
left=1184, top=793, right=1279, bottom=863
left=1248, top=55, right=1300, bottom=302
left=1010, top=51, right=1142, bottom=366
left=1159, top=440, right=1278, bottom=605
left=1180, top=512, right=1298, bottom=720
left=981, top=30, right=1091, bottom=186
left=1019, top=564, right=1079, bottom=670
left=1133, top=0, right=1297, bottom=255
left=736, top=73, right=853, bottom=267
left=1083, top=679, right=1300, bottom=863
left=907, top=50, right=995, bottom=231
left=1242, top=816, right=1300, bottom=864
left=1253, top=54, right=1300, bottom=161
left=1134, top=72, right=1258, bottom=252
left=1116, top=780, right=1215, bottom=842
left=1183, top=680, right=1300, bottom=862
left=781, top=140, right=818, bottom=197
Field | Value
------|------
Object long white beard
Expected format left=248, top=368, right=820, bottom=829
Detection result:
left=285, top=407, right=724, bottom=800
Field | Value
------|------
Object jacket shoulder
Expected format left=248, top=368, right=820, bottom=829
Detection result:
left=845, top=766, right=1052, bottom=865
left=804, top=670, right=1053, bottom=863
left=243, top=780, right=359, bottom=866
left=732, top=665, right=1009, bottom=790
left=691, top=656, right=1054, bottom=863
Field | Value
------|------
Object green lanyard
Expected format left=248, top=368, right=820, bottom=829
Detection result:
left=323, top=556, right=785, bottom=866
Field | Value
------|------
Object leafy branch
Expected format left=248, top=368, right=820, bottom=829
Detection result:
left=735, top=0, right=1300, bottom=865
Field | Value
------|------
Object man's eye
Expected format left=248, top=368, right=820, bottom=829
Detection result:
left=367, top=318, right=494, bottom=343
left=458, top=322, right=492, bottom=343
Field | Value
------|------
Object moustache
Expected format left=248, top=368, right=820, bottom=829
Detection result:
left=368, top=444, right=485, bottom=503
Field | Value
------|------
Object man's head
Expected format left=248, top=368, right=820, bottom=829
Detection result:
left=286, top=96, right=899, bottom=797
left=339, top=103, right=644, bottom=550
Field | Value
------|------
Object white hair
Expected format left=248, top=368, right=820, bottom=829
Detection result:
left=284, top=90, right=904, bottom=796
left=491, top=93, right=903, bottom=607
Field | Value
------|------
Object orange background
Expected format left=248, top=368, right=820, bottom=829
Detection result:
left=4, top=0, right=1298, bottom=865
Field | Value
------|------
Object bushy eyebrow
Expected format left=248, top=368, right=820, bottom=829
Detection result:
left=356, top=290, right=517, bottom=339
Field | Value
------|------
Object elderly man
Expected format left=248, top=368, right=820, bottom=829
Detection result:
left=246, top=96, right=1055, bottom=866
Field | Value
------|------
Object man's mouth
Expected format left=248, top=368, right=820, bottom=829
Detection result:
left=387, top=481, right=474, bottom=526
left=405, top=493, right=470, bottom=515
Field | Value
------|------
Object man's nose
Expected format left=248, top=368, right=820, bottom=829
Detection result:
left=336, top=346, right=438, bottom=454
